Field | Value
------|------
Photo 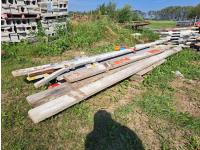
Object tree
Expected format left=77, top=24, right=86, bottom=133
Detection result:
left=148, top=6, right=193, bottom=20
left=117, top=5, right=134, bottom=23
left=96, top=2, right=116, bottom=19
left=188, top=4, right=200, bottom=18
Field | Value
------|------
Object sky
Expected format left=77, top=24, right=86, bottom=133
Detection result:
left=68, top=0, right=200, bottom=12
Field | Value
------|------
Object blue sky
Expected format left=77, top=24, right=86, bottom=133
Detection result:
left=68, top=0, right=200, bottom=12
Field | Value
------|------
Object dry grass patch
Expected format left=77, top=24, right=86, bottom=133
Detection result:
left=171, top=78, right=200, bottom=117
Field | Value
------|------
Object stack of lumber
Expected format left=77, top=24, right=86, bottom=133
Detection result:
left=191, top=37, right=200, bottom=51
left=156, top=27, right=200, bottom=46
left=122, top=21, right=150, bottom=30
left=12, top=39, right=184, bottom=123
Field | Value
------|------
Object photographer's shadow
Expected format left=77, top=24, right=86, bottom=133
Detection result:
left=85, top=110, right=145, bottom=150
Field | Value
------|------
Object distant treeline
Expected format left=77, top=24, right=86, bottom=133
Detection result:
left=148, top=4, right=200, bottom=20
left=69, top=2, right=200, bottom=21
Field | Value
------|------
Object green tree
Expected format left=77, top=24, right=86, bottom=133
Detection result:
left=117, top=5, right=133, bottom=23
left=97, top=2, right=116, bottom=19
left=188, top=4, right=200, bottom=18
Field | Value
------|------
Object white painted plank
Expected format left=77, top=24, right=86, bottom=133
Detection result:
left=34, top=68, right=69, bottom=88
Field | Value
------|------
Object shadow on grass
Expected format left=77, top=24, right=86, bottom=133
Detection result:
left=85, top=110, right=144, bottom=150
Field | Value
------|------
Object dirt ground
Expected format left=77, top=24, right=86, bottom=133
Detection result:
left=171, top=78, right=200, bottom=117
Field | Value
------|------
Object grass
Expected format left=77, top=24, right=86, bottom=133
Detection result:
left=2, top=18, right=159, bottom=150
left=114, top=49, right=200, bottom=149
left=147, top=20, right=176, bottom=29
left=136, top=93, right=200, bottom=133
left=2, top=18, right=159, bottom=59
left=2, top=17, right=200, bottom=149
left=137, top=49, right=200, bottom=134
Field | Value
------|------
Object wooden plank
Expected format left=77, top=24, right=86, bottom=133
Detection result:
left=28, top=47, right=182, bottom=123
left=27, top=60, right=137, bottom=107
left=58, top=47, right=167, bottom=82
left=27, top=45, right=173, bottom=106
left=12, top=39, right=169, bottom=77
left=195, top=42, right=200, bottom=47
left=56, top=53, right=136, bottom=81
left=64, top=63, right=107, bottom=83
left=35, top=47, right=164, bottom=88
left=136, top=59, right=166, bottom=76
left=34, top=68, right=69, bottom=88
left=28, top=69, right=55, bottom=77
left=27, top=73, right=49, bottom=81
left=28, top=83, right=74, bottom=107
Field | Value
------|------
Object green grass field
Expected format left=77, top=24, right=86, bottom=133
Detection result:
left=147, top=20, right=177, bottom=29
left=2, top=19, right=200, bottom=149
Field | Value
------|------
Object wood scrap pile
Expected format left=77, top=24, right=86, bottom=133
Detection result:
left=12, top=38, right=183, bottom=123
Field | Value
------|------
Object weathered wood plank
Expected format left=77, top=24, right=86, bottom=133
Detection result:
left=136, top=59, right=166, bottom=76
left=27, top=45, right=173, bottom=106
left=64, top=63, right=107, bottom=83
left=58, top=47, right=167, bottom=82
left=28, top=47, right=182, bottom=123
left=12, top=39, right=169, bottom=77
left=34, top=68, right=69, bottom=88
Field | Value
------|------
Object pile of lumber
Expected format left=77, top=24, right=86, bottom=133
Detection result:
left=156, top=27, right=199, bottom=45
left=122, top=21, right=150, bottom=30
left=190, top=37, right=200, bottom=51
left=12, top=39, right=184, bottom=123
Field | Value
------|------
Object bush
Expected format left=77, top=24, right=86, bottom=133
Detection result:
left=117, top=5, right=133, bottom=23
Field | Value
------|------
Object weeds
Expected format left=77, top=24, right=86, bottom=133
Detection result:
left=187, top=135, right=200, bottom=150
left=136, top=93, right=200, bottom=133
left=135, top=49, right=200, bottom=133
left=2, top=18, right=159, bottom=61
left=143, top=49, right=200, bottom=89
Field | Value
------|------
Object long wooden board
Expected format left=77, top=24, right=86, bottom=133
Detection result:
left=26, top=46, right=168, bottom=106
left=28, top=46, right=182, bottom=123
left=58, top=46, right=172, bottom=83
left=34, top=68, right=69, bottom=88
left=27, top=59, right=166, bottom=107
left=33, top=46, right=168, bottom=88
left=64, top=63, right=107, bottom=82
left=136, top=59, right=166, bottom=76
left=27, top=45, right=173, bottom=106
left=12, top=39, right=169, bottom=77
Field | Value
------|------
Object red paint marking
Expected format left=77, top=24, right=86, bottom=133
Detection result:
left=131, top=47, right=136, bottom=52
left=73, top=72, right=80, bottom=76
left=195, top=22, right=200, bottom=27
left=48, top=83, right=61, bottom=89
left=1, top=13, right=7, bottom=19
left=113, top=57, right=131, bottom=65
left=147, top=49, right=160, bottom=54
